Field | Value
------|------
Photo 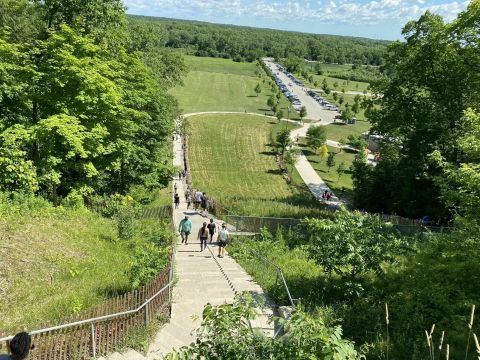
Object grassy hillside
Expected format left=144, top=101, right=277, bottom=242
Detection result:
left=187, top=114, right=324, bottom=217
left=171, top=56, right=296, bottom=116
left=0, top=195, right=171, bottom=329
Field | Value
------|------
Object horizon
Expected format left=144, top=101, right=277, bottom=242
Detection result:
left=124, top=0, right=470, bottom=40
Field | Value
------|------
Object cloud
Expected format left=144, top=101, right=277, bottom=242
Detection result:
left=124, top=0, right=470, bottom=26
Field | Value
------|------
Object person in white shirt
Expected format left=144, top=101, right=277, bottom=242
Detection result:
left=217, top=223, right=231, bottom=258
left=194, top=190, right=203, bottom=210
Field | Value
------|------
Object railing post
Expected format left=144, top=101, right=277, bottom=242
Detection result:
left=90, top=323, right=96, bottom=358
left=145, top=301, right=150, bottom=325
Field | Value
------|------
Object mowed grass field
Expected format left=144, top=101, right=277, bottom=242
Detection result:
left=188, top=114, right=324, bottom=217
left=171, top=56, right=297, bottom=116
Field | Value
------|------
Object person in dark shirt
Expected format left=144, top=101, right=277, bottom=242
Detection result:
left=207, top=218, right=216, bottom=244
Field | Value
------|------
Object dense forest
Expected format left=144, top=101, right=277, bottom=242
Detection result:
left=0, top=0, right=186, bottom=201
left=128, top=15, right=389, bottom=65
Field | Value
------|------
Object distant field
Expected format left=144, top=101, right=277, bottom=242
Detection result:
left=172, top=56, right=298, bottom=116
left=187, top=114, right=324, bottom=217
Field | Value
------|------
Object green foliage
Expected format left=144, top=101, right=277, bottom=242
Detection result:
left=357, top=2, right=480, bottom=218
left=284, top=147, right=300, bottom=172
left=254, top=83, right=261, bottom=96
left=275, top=128, right=291, bottom=154
left=276, top=109, right=284, bottom=122
left=299, top=106, right=307, bottom=119
left=128, top=239, right=170, bottom=288
left=0, top=9, right=179, bottom=199
left=306, top=125, right=327, bottom=153
left=0, top=125, right=38, bottom=193
left=300, top=212, right=412, bottom=292
left=166, top=293, right=359, bottom=360
left=326, top=152, right=336, bottom=172
left=430, top=109, right=480, bottom=226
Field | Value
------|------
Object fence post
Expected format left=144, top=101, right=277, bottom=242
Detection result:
left=90, top=323, right=96, bottom=358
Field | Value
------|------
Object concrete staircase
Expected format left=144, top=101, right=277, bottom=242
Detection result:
left=100, top=129, right=275, bottom=360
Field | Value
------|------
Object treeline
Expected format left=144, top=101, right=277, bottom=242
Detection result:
left=0, top=0, right=186, bottom=202
left=128, top=15, right=389, bottom=65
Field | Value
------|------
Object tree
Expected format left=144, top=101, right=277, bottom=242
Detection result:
left=314, top=62, right=323, bottom=75
left=342, top=104, right=353, bottom=121
left=337, top=138, right=347, bottom=153
left=276, top=91, right=281, bottom=100
left=319, top=144, right=329, bottom=161
left=299, top=106, right=307, bottom=121
left=284, top=55, right=303, bottom=73
left=301, top=212, right=405, bottom=290
left=336, top=162, right=347, bottom=180
left=333, top=81, right=339, bottom=89
left=267, top=95, right=275, bottom=112
left=326, top=152, right=336, bottom=172
left=306, top=126, right=327, bottom=153
left=352, top=101, right=360, bottom=115
left=276, top=128, right=291, bottom=154
left=321, top=78, right=328, bottom=92
left=284, top=147, right=299, bottom=173
left=352, top=4, right=480, bottom=217
left=276, top=109, right=284, bottom=123
left=254, top=83, right=261, bottom=97
left=332, top=92, right=338, bottom=101
left=339, top=96, right=345, bottom=105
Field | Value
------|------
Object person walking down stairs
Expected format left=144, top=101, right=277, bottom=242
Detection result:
left=198, top=222, right=209, bottom=252
left=217, top=223, right=231, bottom=258
left=178, top=216, right=193, bottom=245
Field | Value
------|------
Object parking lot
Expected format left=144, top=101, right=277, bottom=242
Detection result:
left=263, top=58, right=339, bottom=124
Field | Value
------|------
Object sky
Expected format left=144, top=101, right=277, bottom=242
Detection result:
left=124, top=0, right=470, bottom=40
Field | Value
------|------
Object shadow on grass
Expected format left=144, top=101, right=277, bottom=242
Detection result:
left=329, top=122, right=348, bottom=127
left=260, top=150, right=277, bottom=156
left=266, top=169, right=283, bottom=175
left=247, top=95, right=258, bottom=98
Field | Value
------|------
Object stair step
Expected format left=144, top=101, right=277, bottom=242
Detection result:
left=108, top=352, right=126, bottom=360
left=122, top=349, right=147, bottom=360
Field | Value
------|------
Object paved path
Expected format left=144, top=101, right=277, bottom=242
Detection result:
left=145, top=131, right=274, bottom=359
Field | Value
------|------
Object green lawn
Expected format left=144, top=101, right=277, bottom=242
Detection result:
left=187, top=113, right=324, bottom=217
left=299, top=141, right=356, bottom=201
left=172, top=56, right=297, bottom=116
left=326, top=120, right=371, bottom=142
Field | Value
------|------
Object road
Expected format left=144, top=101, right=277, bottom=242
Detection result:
left=263, top=58, right=340, bottom=123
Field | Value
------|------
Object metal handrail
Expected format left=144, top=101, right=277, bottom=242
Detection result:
left=250, top=249, right=296, bottom=307
left=0, top=281, right=173, bottom=343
